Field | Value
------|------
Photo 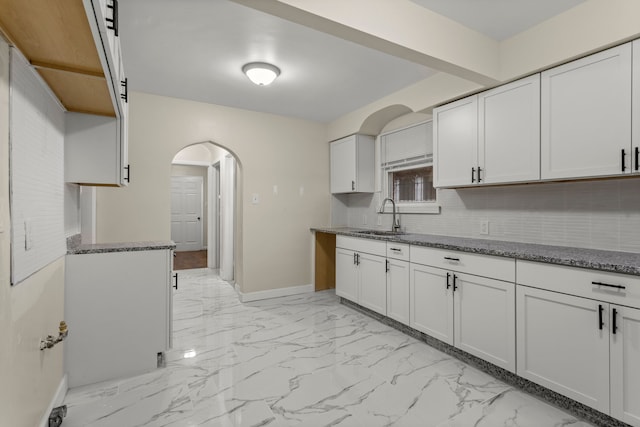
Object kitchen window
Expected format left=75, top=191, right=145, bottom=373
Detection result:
left=380, top=121, right=439, bottom=214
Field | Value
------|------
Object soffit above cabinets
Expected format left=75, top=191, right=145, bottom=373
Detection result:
left=0, top=0, right=115, bottom=117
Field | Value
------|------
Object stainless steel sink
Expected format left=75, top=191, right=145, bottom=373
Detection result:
left=352, top=230, right=406, bottom=236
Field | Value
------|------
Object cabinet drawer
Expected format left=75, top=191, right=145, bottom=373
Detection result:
left=410, top=246, right=514, bottom=282
left=336, top=235, right=386, bottom=256
left=387, top=242, right=410, bottom=261
left=517, top=260, right=640, bottom=309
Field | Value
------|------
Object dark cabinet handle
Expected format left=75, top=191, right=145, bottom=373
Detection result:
left=106, top=0, right=119, bottom=36
left=120, top=78, right=128, bottom=103
left=385, top=259, right=389, bottom=273
left=444, top=256, right=460, bottom=262
left=353, top=253, right=357, bottom=265
left=453, top=274, right=458, bottom=291
left=622, top=149, right=626, bottom=172
left=612, top=308, right=618, bottom=334
left=389, top=248, right=402, bottom=252
left=477, top=167, right=482, bottom=183
left=592, top=281, right=626, bottom=290
left=173, top=273, right=178, bottom=290
left=598, top=304, right=604, bottom=330
left=471, top=167, right=476, bottom=183
left=446, top=272, right=451, bottom=289
left=124, top=164, right=130, bottom=183
left=635, top=147, right=639, bottom=171
left=351, top=180, right=355, bottom=191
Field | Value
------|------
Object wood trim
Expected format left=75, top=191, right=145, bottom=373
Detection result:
left=0, top=0, right=113, bottom=115
left=31, top=61, right=105, bottom=80
left=315, top=232, right=336, bottom=291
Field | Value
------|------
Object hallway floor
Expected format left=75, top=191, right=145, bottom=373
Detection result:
left=61, top=269, right=592, bottom=426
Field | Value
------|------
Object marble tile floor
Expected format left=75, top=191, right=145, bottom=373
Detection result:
left=62, top=268, right=594, bottom=427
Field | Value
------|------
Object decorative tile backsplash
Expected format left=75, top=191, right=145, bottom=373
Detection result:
left=337, top=178, right=640, bottom=253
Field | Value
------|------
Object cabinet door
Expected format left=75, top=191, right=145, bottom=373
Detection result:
left=330, top=136, right=356, bottom=193
left=387, top=259, right=410, bottom=325
left=454, top=274, right=516, bottom=372
left=358, top=253, right=387, bottom=315
left=633, top=40, right=640, bottom=174
left=541, top=43, right=632, bottom=179
left=479, top=74, right=540, bottom=184
left=610, top=305, right=640, bottom=426
left=516, top=286, right=609, bottom=413
left=410, top=264, right=453, bottom=345
left=335, top=248, right=358, bottom=302
left=433, top=95, right=478, bottom=187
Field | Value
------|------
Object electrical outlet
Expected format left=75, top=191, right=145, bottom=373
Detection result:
left=377, top=215, right=382, bottom=226
left=480, top=220, right=489, bottom=235
left=362, top=214, right=367, bottom=225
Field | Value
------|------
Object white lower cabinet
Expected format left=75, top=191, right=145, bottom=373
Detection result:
left=387, top=257, right=410, bottom=325
left=410, top=262, right=516, bottom=372
left=335, top=236, right=387, bottom=315
left=65, top=248, right=172, bottom=387
left=516, top=286, right=609, bottom=412
left=516, top=260, right=640, bottom=426
left=410, top=264, right=453, bottom=344
left=336, top=247, right=359, bottom=302
left=358, top=252, right=387, bottom=315
left=610, top=305, right=640, bottom=426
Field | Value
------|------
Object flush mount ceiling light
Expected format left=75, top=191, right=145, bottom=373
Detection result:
left=242, top=62, right=280, bottom=86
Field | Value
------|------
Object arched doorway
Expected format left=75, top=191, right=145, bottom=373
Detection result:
left=170, top=142, right=239, bottom=283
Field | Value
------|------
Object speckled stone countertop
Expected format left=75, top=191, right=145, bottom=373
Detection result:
left=67, top=240, right=176, bottom=255
left=312, top=227, right=640, bottom=276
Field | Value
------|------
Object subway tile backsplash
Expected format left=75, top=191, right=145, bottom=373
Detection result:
left=339, top=178, right=640, bottom=253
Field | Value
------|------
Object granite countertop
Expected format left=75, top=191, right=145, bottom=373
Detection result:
left=312, top=227, right=640, bottom=276
left=67, top=239, right=176, bottom=255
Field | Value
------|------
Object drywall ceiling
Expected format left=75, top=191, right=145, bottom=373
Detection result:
left=410, top=0, right=586, bottom=40
left=119, top=0, right=585, bottom=123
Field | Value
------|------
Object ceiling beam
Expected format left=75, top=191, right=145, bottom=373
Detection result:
left=232, top=0, right=501, bottom=86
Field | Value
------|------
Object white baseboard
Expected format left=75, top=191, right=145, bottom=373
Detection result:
left=39, top=374, right=68, bottom=427
left=238, top=284, right=314, bottom=302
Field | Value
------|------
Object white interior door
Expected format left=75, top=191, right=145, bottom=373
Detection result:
left=171, top=176, right=203, bottom=252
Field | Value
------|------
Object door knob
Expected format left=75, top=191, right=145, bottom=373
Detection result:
left=197, top=217, right=201, bottom=220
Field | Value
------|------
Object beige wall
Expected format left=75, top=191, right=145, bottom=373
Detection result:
left=0, top=39, right=65, bottom=427
left=96, top=92, right=329, bottom=294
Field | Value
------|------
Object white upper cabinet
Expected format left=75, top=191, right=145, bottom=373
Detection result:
left=479, top=74, right=540, bottom=184
left=330, top=134, right=375, bottom=193
left=65, top=0, right=129, bottom=186
left=435, top=74, right=541, bottom=187
left=632, top=40, right=640, bottom=174
left=433, top=95, right=478, bottom=187
left=541, top=43, right=632, bottom=179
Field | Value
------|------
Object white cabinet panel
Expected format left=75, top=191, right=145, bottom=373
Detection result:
left=541, top=43, right=632, bottom=179
left=479, top=74, right=540, bottom=184
left=358, top=253, right=387, bottom=315
left=633, top=40, right=640, bottom=174
left=387, top=258, right=410, bottom=325
left=434, top=95, right=478, bottom=187
left=455, top=273, right=516, bottom=372
left=516, top=286, right=609, bottom=413
left=410, top=264, right=453, bottom=344
left=65, top=249, right=171, bottom=387
left=330, top=134, right=374, bottom=193
left=336, top=247, right=358, bottom=302
left=610, top=305, right=640, bottom=427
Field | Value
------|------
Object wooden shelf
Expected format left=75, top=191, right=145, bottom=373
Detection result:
left=0, top=0, right=115, bottom=116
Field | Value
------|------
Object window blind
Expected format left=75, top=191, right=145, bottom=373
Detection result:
left=381, top=121, right=433, bottom=170
left=10, top=48, right=66, bottom=285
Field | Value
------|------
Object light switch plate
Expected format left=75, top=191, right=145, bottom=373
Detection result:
left=480, top=220, right=489, bottom=235
left=251, top=193, right=260, bottom=204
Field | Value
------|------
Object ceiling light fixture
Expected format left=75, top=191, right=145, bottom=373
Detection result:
left=242, top=62, right=280, bottom=86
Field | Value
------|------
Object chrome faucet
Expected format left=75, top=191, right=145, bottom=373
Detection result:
left=380, top=198, right=401, bottom=232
